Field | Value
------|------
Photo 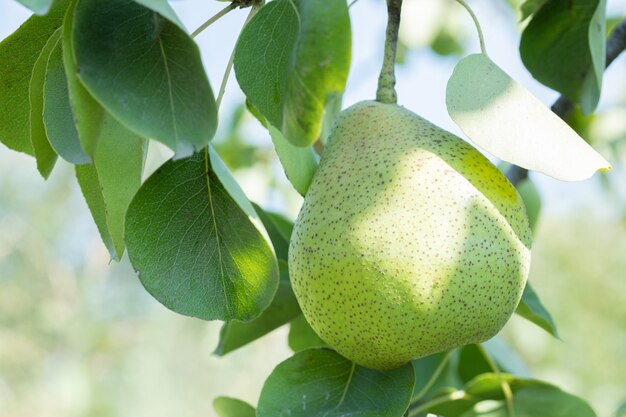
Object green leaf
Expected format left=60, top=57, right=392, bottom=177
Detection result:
left=214, top=282, right=301, bottom=356
left=131, top=0, right=185, bottom=30
left=287, top=315, right=326, bottom=352
left=520, top=0, right=605, bottom=112
left=460, top=385, right=596, bottom=417
left=76, top=117, right=146, bottom=260
left=464, top=373, right=550, bottom=400
left=257, top=349, right=415, bottom=417
left=234, top=0, right=351, bottom=146
left=615, top=401, right=626, bottom=417
left=62, top=0, right=102, bottom=157
left=73, top=0, right=217, bottom=157
left=0, top=0, right=68, bottom=155
left=320, top=93, right=343, bottom=144
left=15, top=0, right=56, bottom=15
left=43, top=37, right=91, bottom=164
left=213, top=397, right=255, bottom=417
left=125, top=150, right=279, bottom=321
left=446, top=53, right=611, bottom=181
left=482, top=338, right=531, bottom=378
left=457, top=346, right=494, bottom=384
left=252, top=203, right=293, bottom=262
left=269, top=124, right=318, bottom=195
left=519, top=0, right=548, bottom=21
left=412, top=351, right=461, bottom=400
left=516, top=178, right=541, bottom=233
left=29, top=28, right=60, bottom=178
left=515, top=282, right=559, bottom=337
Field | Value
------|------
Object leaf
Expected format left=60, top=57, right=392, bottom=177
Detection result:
left=515, top=178, right=541, bottom=233
left=287, top=315, right=326, bottom=352
left=519, top=0, right=605, bottom=113
left=29, top=28, right=60, bottom=178
left=320, top=93, right=343, bottom=144
left=15, top=0, right=56, bottom=15
left=213, top=397, right=256, bottom=417
left=214, top=282, right=301, bottom=356
left=0, top=0, right=68, bottom=155
left=257, top=349, right=415, bottom=417
left=412, top=351, right=461, bottom=400
left=482, top=338, right=531, bottom=378
left=252, top=203, right=293, bottom=262
left=131, top=0, right=185, bottom=30
left=446, top=53, right=611, bottom=181
left=76, top=118, right=146, bottom=260
left=269, top=124, right=318, bottom=195
left=519, top=0, right=548, bottom=21
left=464, top=373, right=550, bottom=400
left=234, top=0, right=351, bottom=146
left=125, top=150, right=279, bottom=321
left=515, top=282, right=559, bottom=337
left=43, top=37, right=91, bottom=164
left=62, top=0, right=102, bottom=157
left=73, top=0, right=217, bottom=157
left=615, top=401, right=626, bottom=417
left=457, top=346, right=494, bottom=384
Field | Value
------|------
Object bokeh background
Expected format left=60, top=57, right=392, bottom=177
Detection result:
left=1, top=0, right=625, bottom=416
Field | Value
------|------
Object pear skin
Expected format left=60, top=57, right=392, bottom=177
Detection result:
left=289, top=101, right=532, bottom=370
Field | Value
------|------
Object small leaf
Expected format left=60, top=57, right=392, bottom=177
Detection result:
left=15, top=0, right=56, bottom=15
left=519, top=0, right=548, bottom=21
left=234, top=0, right=351, bottom=146
left=257, top=349, right=415, bottom=417
left=252, top=203, right=293, bottom=262
left=412, top=351, right=461, bottom=400
left=516, top=178, right=541, bottom=233
left=125, top=150, right=279, bottom=321
left=213, top=397, right=255, bottom=417
left=214, top=282, right=301, bottom=356
left=29, top=28, right=60, bottom=178
left=515, top=282, right=559, bottom=337
left=464, top=373, right=550, bottom=400
left=76, top=117, right=146, bottom=260
left=446, top=53, right=611, bottom=181
left=287, top=315, right=326, bottom=352
left=583, top=0, right=607, bottom=114
left=519, top=0, right=604, bottom=112
left=0, top=0, right=69, bottom=155
left=43, top=37, right=91, bottom=164
left=73, top=0, right=217, bottom=157
left=269, top=124, right=318, bottom=195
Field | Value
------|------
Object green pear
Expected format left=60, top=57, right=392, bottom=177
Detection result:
left=288, top=101, right=532, bottom=370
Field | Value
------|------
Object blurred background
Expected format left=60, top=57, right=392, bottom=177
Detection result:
left=1, top=0, right=625, bottom=416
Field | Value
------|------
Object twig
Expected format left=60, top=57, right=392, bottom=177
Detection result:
left=192, top=3, right=237, bottom=38
left=477, top=344, right=516, bottom=417
left=412, top=351, right=454, bottom=401
left=376, top=0, right=403, bottom=104
left=456, top=0, right=487, bottom=54
left=506, top=17, right=626, bottom=186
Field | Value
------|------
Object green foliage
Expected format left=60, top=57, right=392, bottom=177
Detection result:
left=520, top=0, right=606, bottom=113
left=15, top=0, right=56, bottom=14
left=234, top=0, right=351, bottom=147
left=257, top=349, right=415, bottom=417
left=125, top=150, right=279, bottom=321
left=288, top=315, right=326, bottom=352
left=73, top=0, right=217, bottom=157
left=213, top=397, right=256, bottom=417
left=516, top=283, right=559, bottom=337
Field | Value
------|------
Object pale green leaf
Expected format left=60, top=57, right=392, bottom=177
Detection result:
left=131, top=0, right=185, bottom=30
left=214, top=397, right=256, bottom=417
left=125, top=150, right=279, bottom=321
left=234, top=0, right=351, bottom=146
left=257, top=349, right=415, bottom=417
left=15, top=0, right=56, bottom=15
left=446, top=53, right=611, bottom=181
left=583, top=0, right=607, bottom=114
left=269, top=124, right=318, bottom=195
left=43, top=37, right=91, bottom=164
left=73, top=0, right=217, bottom=157
left=516, top=178, right=541, bottom=233
left=0, top=0, right=69, bottom=155
left=29, top=28, right=60, bottom=178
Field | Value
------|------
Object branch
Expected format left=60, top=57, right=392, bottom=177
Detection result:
left=506, top=17, right=626, bottom=186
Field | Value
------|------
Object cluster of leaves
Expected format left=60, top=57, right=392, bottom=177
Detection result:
left=0, top=0, right=619, bottom=416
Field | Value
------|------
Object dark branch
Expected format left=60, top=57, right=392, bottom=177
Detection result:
left=506, top=17, right=626, bottom=186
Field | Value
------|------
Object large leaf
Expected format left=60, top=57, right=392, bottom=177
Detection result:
left=73, top=0, right=217, bottom=157
left=446, top=53, right=611, bottom=181
left=76, top=118, right=146, bottom=260
left=257, top=349, right=415, bottom=417
left=125, top=150, right=279, bottom=321
left=29, top=28, right=60, bottom=178
left=520, top=0, right=606, bottom=113
left=15, top=0, right=56, bottom=15
left=213, top=397, right=256, bottom=417
left=0, top=0, right=68, bottom=155
left=287, top=315, right=326, bottom=352
left=43, top=37, right=91, bottom=164
left=515, top=282, right=559, bottom=337
left=234, top=0, right=351, bottom=146
left=214, top=282, right=301, bottom=356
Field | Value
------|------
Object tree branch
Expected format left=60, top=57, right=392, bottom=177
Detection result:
left=506, top=18, right=626, bottom=186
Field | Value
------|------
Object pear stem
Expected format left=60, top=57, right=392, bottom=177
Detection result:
left=376, top=0, right=403, bottom=104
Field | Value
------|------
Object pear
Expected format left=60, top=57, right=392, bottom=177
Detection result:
left=288, top=101, right=532, bottom=370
